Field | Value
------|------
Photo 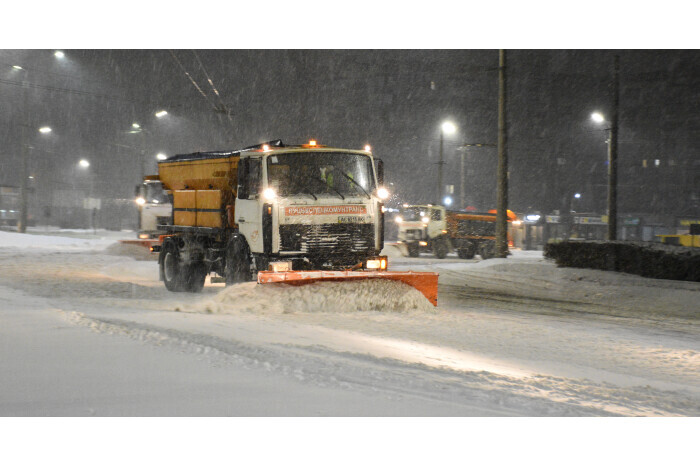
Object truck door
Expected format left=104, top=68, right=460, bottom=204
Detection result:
left=235, top=156, right=263, bottom=253
left=427, top=207, right=446, bottom=239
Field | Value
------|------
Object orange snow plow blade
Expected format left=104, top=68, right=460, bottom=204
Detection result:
left=118, top=239, right=160, bottom=250
left=257, top=270, right=439, bottom=306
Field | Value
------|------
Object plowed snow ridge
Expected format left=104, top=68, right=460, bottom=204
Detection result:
left=185, top=279, right=435, bottom=314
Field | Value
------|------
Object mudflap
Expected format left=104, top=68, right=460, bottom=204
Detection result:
left=257, top=270, right=439, bottom=306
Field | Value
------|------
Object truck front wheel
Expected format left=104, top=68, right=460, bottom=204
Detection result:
left=407, top=243, right=420, bottom=257
left=225, top=237, right=251, bottom=285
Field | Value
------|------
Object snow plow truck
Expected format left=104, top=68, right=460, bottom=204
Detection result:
left=396, top=204, right=515, bottom=260
left=151, top=140, right=438, bottom=305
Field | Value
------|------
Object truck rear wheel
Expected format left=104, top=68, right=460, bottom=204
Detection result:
left=480, top=243, right=494, bottom=260
left=184, top=262, right=207, bottom=293
left=407, top=243, right=420, bottom=257
left=458, top=243, right=476, bottom=259
left=161, top=241, right=186, bottom=292
left=225, top=237, right=251, bottom=285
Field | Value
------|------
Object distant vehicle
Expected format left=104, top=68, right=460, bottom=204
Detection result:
left=396, top=204, right=515, bottom=259
left=0, top=186, right=21, bottom=227
left=134, top=179, right=171, bottom=239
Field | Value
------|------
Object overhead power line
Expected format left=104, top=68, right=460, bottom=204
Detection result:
left=168, top=50, right=218, bottom=112
left=192, top=50, right=233, bottom=123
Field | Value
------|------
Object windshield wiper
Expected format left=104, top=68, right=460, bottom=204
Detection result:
left=337, top=171, right=370, bottom=199
left=308, top=176, right=345, bottom=200
left=302, top=188, right=318, bottom=200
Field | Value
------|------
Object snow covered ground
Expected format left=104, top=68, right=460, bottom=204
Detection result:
left=1, top=228, right=699, bottom=418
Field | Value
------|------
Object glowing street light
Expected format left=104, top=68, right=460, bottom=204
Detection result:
left=38, top=127, right=52, bottom=134
left=54, top=51, right=65, bottom=59
left=441, top=121, right=457, bottom=135
left=591, top=112, right=605, bottom=124
left=155, top=110, right=168, bottom=118
left=437, top=120, right=457, bottom=203
left=132, top=123, right=140, bottom=129
left=156, top=153, right=167, bottom=161
left=12, top=65, right=23, bottom=70
left=574, top=193, right=581, bottom=199
left=78, top=159, right=90, bottom=169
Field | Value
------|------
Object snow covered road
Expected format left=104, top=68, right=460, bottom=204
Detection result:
left=1, top=230, right=699, bottom=416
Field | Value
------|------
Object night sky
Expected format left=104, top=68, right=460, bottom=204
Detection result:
left=1, top=48, right=698, bottom=219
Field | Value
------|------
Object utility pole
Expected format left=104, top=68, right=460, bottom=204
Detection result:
left=18, top=77, right=29, bottom=233
left=495, top=49, right=509, bottom=258
left=460, top=150, right=465, bottom=208
left=437, top=130, right=444, bottom=203
left=607, top=55, right=620, bottom=241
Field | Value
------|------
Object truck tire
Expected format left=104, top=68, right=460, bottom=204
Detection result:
left=458, top=243, right=476, bottom=259
left=407, top=243, right=420, bottom=257
left=480, top=243, right=494, bottom=260
left=434, top=238, right=448, bottom=259
left=184, top=262, right=207, bottom=293
left=225, top=236, right=251, bottom=285
left=161, top=241, right=186, bottom=292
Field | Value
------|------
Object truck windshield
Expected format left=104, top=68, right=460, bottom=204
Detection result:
left=400, top=207, right=428, bottom=222
left=145, top=182, right=170, bottom=204
left=267, top=152, right=375, bottom=198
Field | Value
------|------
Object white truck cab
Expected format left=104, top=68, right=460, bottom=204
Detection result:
left=396, top=204, right=449, bottom=258
left=235, top=144, right=388, bottom=270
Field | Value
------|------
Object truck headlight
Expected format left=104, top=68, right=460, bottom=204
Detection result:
left=262, top=188, right=277, bottom=201
left=421, top=216, right=429, bottom=223
left=366, top=256, right=388, bottom=270
left=395, top=216, right=403, bottom=223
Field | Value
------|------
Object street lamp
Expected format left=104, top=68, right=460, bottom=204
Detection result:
left=78, top=159, right=90, bottom=169
left=155, top=110, right=168, bottom=118
left=156, top=153, right=167, bottom=161
left=437, top=120, right=457, bottom=204
left=590, top=112, right=605, bottom=124
left=38, top=126, right=52, bottom=134
left=54, top=51, right=65, bottom=59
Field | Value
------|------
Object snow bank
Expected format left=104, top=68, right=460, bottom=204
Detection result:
left=0, top=230, right=114, bottom=250
left=183, top=279, right=435, bottom=315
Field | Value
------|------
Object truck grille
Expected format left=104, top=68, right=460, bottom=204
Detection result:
left=280, top=223, right=374, bottom=255
left=403, top=229, right=424, bottom=240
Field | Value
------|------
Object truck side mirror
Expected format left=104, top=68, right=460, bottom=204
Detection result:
left=237, top=158, right=249, bottom=199
left=376, top=159, right=384, bottom=186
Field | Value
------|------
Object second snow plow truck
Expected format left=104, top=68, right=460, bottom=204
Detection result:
left=151, top=140, right=438, bottom=305
left=396, top=204, right=515, bottom=259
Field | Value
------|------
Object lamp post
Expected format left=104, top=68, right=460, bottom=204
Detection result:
left=591, top=55, right=620, bottom=241
left=437, top=121, right=456, bottom=203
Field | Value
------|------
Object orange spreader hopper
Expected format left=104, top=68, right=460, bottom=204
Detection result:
left=257, top=270, right=439, bottom=306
